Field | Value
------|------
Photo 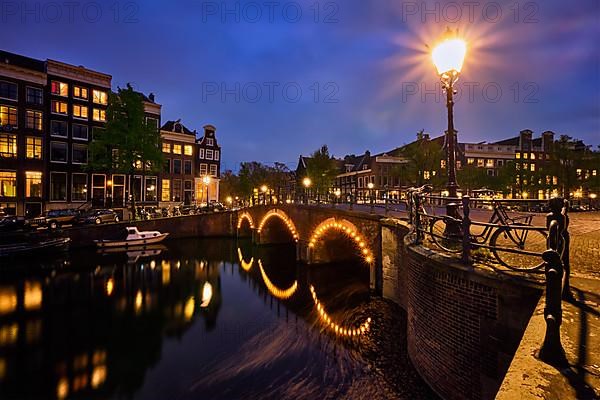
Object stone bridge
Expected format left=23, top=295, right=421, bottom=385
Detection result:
left=235, top=205, right=390, bottom=292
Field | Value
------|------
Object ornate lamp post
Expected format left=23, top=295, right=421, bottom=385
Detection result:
left=367, top=182, right=374, bottom=212
left=302, top=177, right=312, bottom=204
left=260, top=185, right=268, bottom=204
left=203, top=175, right=211, bottom=208
left=432, top=29, right=467, bottom=218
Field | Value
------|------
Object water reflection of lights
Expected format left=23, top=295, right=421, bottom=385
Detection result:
left=0, top=323, right=18, bottom=345
left=91, top=365, right=107, bottom=388
left=184, top=296, right=195, bottom=320
left=0, top=287, right=17, bottom=315
left=161, top=260, right=171, bottom=285
left=200, top=282, right=213, bottom=308
left=309, top=285, right=371, bottom=337
left=237, top=212, right=255, bottom=229
left=309, top=219, right=373, bottom=264
left=105, top=278, right=114, bottom=296
left=56, top=377, right=69, bottom=399
left=135, top=290, right=143, bottom=313
left=0, top=357, right=5, bottom=380
left=237, top=248, right=254, bottom=271
left=258, top=260, right=297, bottom=300
left=23, top=281, right=42, bottom=310
left=257, top=210, right=299, bottom=242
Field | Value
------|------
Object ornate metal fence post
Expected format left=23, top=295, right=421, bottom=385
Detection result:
left=461, top=195, right=471, bottom=264
left=561, top=199, right=571, bottom=299
left=414, top=193, right=422, bottom=245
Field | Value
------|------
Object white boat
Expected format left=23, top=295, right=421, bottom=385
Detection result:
left=94, top=226, right=169, bottom=248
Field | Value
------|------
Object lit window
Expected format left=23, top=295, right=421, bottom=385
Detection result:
left=51, top=81, right=69, bottom=97
left=0, top=106, right=18, bottom=126
left=593, top=170, right=597, bottom=177
left=515, top=153, right=521, bottom=159
left=530, top=164, right=535, bottom=172
left=553, top=176, right=558, bottom=185
left=72, top=124, right=88, bottom=140
left=467, top=158, right=474, bottom=165
left=530, top=153, right=536, bottom=160
left=51, top=100, right=68, bottom=115
left=576, top=169, right=582, bottom=176
left=477, top=159, right=484, bottom=167
left=206, top=149, right=213, bottom=160
left=0, top=171, right=17, bottom=197
left=26, top=137, right=42, bottom=159
left=0, top=81, right=18, bottom=100
left=73, top=86, right=88, bottom=99
left=184, top=145, right=193, bottom=156
left=210, top=164, right=218, bottom=177
left=50, top=172, right=67, bottom=201
left=162, top=142, right=171, bottom=153
left=26, top=110, right=43, bottom=130
left=25, top=171, right=42, bottom=197
left=72, top=144, right=88, bottom=164
left=440, top=160, right=446, bottom=169
left=145, top=177, right=157, bottom=202
left=51, top=120, right=68, bottom=137
left=92, top=90, right=108, bottom=105
left=0, top=134, right=17, bottom=158
left=523, top=153, right=528, bottom=159
left=73, top=104, right=88, bottom=119
left=92, top=108, right=106, bottom=122
left=72, top=173, right=88, bottom=201
left=423, top=171, right=430, bottom=180
left=486, top=159, right=494, bottom=168
left=161, top=179, right=170, bottom=201
left=172, top=144, right=181, bottom=154
left=26, top=87, right=43, bottom=104
left=50, top=142, right=68, bottom=163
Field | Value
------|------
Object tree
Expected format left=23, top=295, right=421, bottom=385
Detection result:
left=89, top=84, right=163, bottom=218
left=400, top=130, right=445, bottom=187
left=456, top=164, right=489, bottom=194
left=306, top=145, right=339, bottom=198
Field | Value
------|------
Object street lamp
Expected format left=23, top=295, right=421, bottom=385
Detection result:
left=203, top=175, right=211, bottom=208
left=302, top=177, right=312, bottom=204
left=432, top=28, right=467, bottom=219
left=260, top=185, right=268, bottom=204
left=367, top=182, right=374, bottom=212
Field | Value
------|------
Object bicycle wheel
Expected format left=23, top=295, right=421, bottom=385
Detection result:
left=490, top=226, right=547, bottom=270
left=429, top=217, right=462, bottom=253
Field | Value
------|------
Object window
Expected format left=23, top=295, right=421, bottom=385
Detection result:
left=467, top=158, right=475, bottom=165
left=0, top=105, right=18, bottom=127
left=72, top=124, right=88, bottom=140
left=423, top=171, right=430, bottom=180
left=497, top=160, right=504, bottom=167
left=73, top=104, right=88, bottom=119
left=26, top=110, right=43, bottom=130
left=184, top=145, right=193, bottom=156
left=0, top=171, right=17, bottom=197
left=530, top=164, right=535, bottom=172
left=530, top=153, right=536, bottom=160
left=92, top=108, right=106, bottom=121
left=173, top=159, right=182, bottom=174
left=161, top=179, right=170, bottom=201
left=26, top=87, right=43, bottom=104
left=206, top=138, right=214, bottom=146
left=163, top=159, right=171, bottom=173
left=173, top=179, right=182, bottom=202
left=172, top=144, right=182, bottom=154
left=50, top=172, right=67, bottom=201
left=0, top=134, right=17, bottom=158
left=214, top=150, right=220, bottom=161
left=145, top=177, right=157, bottom=201
left=199, top=148, right=205, bottom=159
left=51, top=120, right=68, bottom=137
left=51, top=100, right=68, bottom=115
left=477, top=159, right=484, bottom=167
left=440, top=159, right=446, bottom=169
left=146, top=117, right=158, bottom=131
left=199, top=163, right=207, bottom=175
left=50, top=142, right=67, bottom=162
left=0, top=81, right=17, bottom=100
left=486, top=159, right=494, bottom=168
left=26, top=137, right=42, bottom=159
left=162, top=142, right=171, bottom=153
left=210, top=164, right=217, bottom=177
left=184, top=160, right=192, bottom=175
left=51, top=81, right=69, bottom=97
left=487, top=169, right=494, bottom=176
left=73, top=86, right=88, bottom=100
left=92, top=90, right=108, bottom=105
left=72, top=144, right=88, bottom=164
left=515, top=153, right=521, bottom=159
left=523, top=153, right=528, bottom=159
left=25, top=171, right=42, bottom=197
left=71, top=173, right=88, bottom=201
left=206, top=149, right=213, bottom=160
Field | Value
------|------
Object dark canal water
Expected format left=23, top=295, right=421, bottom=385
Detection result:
left=0, top=238, right=437, bottom=400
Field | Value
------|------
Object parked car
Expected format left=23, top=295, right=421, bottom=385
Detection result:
left=0, top=215, right=33, bottom=232
left=30, top=209, right=81, bottom=230
left=79, top=209, right=120, bottom=225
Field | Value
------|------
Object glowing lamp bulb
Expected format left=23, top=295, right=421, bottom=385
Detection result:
left=432, top=38, right=467, bottom=75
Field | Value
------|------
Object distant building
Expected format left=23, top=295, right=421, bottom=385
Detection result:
left=196, top=124, right=221, bottom=204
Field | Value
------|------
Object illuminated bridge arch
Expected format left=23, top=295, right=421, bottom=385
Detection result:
left=258, top=260, right=298, bottom=300
left=237, top=212, right=255, bottom=230
left=257, top=209, right=299, bottom=242
left=308, top=217, right=374, bottom=264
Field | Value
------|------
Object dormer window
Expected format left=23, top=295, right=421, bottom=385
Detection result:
left=206, top=138, right=214, bottom=146
left=174, top=123, right=182, bottom=133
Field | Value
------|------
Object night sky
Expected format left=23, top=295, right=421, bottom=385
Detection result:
left=3, top=0, right=599, bottom=170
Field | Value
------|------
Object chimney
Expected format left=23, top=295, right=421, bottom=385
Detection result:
left=519, top=129, right=533, bottom=150
left=148, top=93, right=155, bottom=102
left=542, top=130, right=554, bottom=153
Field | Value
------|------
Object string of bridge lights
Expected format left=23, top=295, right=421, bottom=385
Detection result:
left=256, top=210, right=299, bottom=242
left=237, top=213, right=255, bottom=230
left=308, top=220, right=373, bottom=264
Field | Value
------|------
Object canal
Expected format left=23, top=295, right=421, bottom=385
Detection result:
left=0, top=238, right=437, bottom=400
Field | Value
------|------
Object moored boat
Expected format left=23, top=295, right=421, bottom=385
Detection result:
left=0, top=237, right=70, bottom=258
left=94, top=226, right=169, bottom=248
